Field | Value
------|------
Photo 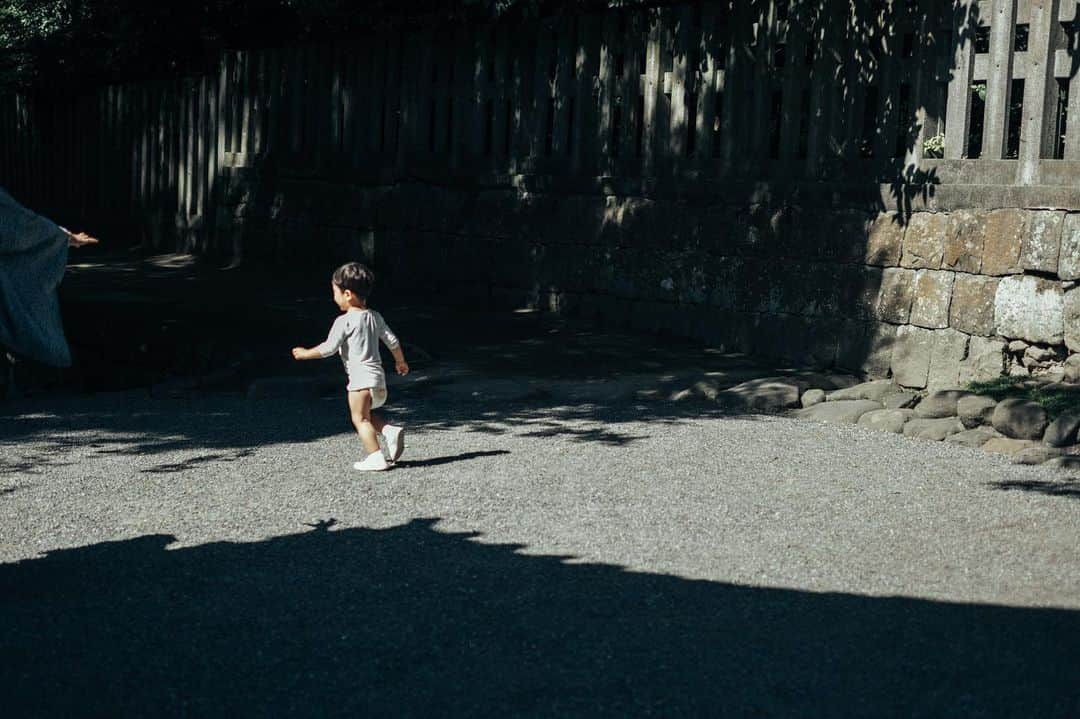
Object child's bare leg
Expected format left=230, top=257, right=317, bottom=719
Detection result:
left=347, top=390, right=381, bottom=454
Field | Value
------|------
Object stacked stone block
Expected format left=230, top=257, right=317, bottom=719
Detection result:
left=870, top=208, right=1077, bottom=390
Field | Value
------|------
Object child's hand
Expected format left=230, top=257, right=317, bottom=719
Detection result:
left=292, top=347, right=307, bottom=360
left=395, top=360, right=410, bottom=376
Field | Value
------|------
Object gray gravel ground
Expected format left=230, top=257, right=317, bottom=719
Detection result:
left=2, top=386, right=1079, bottom=717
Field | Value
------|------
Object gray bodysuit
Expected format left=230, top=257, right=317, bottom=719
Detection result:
left=315, top=309, right=400, bottom=391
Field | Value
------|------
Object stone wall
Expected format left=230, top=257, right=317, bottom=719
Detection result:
left=219, top=168, right=1080, bottom=390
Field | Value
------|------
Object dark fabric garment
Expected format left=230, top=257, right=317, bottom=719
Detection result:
left=0, top=187, right=71, bottom=367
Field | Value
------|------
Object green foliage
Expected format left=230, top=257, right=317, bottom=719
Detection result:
left=923, top=132, right=945, bottom=158
left=967, top=376, right=1080, bottom=420
left=0, top=0, right=603, bottom=89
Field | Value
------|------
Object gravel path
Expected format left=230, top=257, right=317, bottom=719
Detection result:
left=2, top=388, right=1078, bottom=717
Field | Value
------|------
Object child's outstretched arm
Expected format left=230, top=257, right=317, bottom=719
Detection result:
left=292, top=316, right=346, bottom=361
left=377, top=314, right=409, bottom=375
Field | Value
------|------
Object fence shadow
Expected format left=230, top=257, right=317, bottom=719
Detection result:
left=2, top=518, right=1077, bottom=717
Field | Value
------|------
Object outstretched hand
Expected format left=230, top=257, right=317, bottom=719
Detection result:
left=67, top=231, right=99, bottom=248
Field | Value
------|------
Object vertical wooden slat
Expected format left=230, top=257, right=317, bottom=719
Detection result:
left=574, top=14, right=602, bottom=175
left=616, top=12, right=642, bottom=170
left=141, top=86, right=152, bottom=227
left=165, top=81, right=178, bottom=246
left=668, top=5, right=692, bottom=173
left=241, top=50, right=254, bottom=160
left=151, top=84, right=163, bottom=247
left=253, top=50, right=268, bottom=157
left=448, top=27, right=469, bottom=169
left=287, top=47, right=303, bottom=159
left=492, top=25, right=511, bottom=171
left=1065, top=52, right=1080, bottom=159
left=508, top=21, right=535, bottom=174
left=945, top=0, right=978, bottom=158
left=778, top=9, right=809, bottom=161
left=196, top=75, right=208, bottom=222
left=185, top=80, right=196, bottom=225
left=266, top=49, right=283, bottom=160
left=175, top=82, right=185, bottom=230
left=349, top=40, right=371, bottom=167
left=370, top=38, right=389, bottom=161
left=829, top=10, right=862, bottom=169
left=746, top=1, right=777, bottom=167
left=689, top=4, right=718, bottom=174
left=232, top=50, right=244, bottom=156
left=982, top=0, right=1018, bottom=159
left=316, top=44, right=335, bottom=169
left=550, top=18, right=573, bottom=164
left=804, top=5, right=838, bottom=178
left=595, top=13, right=618, bottom=176
left=1018, top=0, right=1061, bottom=182
left=207, top=65, right=220, bottom=245
left=641, top=8, right=663, bottom=176
left=125, top=85, right=135, bottom=232
left=720, top=2, right=752, bottom=174
left=340, top=43, right=355, bottom=163
left=871, top=11, right=903, bottom=163
left=399, top=33, right=415, bottom=169
left=215, top=53, right=227, bottom=169
left=525, top=22, right=554, bottom=170
left=467, top=28, right=486, bottom=164
left=904, top=0, right=938, bottom=170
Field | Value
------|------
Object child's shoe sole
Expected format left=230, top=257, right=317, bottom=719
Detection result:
left=352, top=456, right=390, bottom=471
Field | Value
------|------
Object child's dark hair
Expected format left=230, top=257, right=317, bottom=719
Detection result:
left=332, top=262, right=374, bottom=300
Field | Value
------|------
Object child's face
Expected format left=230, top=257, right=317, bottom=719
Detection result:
left=332, top=282, right=352, bottom=311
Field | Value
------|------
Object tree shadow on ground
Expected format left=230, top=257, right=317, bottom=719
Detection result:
left=0, top=362, right=774, bottom=475
left=990, top=478, right=1080, bottom=500
left=1, top=518, right=1077, bottom=717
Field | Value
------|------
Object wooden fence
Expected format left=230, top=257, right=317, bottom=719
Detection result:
left=1, top=0, right=1079, bottom=250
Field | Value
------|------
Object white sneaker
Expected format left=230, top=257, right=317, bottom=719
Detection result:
left=352, top=452, right=389, bottom=472
left=382, top=425, right=405, bottom=462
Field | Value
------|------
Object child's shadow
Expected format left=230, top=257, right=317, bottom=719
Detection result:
left=395, top=450, right=509, bottom=468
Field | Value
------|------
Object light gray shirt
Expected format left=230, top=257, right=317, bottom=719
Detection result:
left=316, top=309, right=400, bottom=390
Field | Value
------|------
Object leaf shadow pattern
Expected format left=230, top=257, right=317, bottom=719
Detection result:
left=990, top=478, right=1080, bottom=500
left=141, top=449, right=257, bottom=475
left=0, top=519, right=1077, bottom=717
left=0, top=382, right=761, bottom=470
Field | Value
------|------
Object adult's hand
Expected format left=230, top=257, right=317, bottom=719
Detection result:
left=66, top=231, right=99, bottom=248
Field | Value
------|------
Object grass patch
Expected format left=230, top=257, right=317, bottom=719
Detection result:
left=966, top=376, right=1080, bottom=420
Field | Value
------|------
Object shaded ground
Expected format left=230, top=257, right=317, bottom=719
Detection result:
left=2, top=390, right=1079, bottom=717
left=6, top=251, right=851, bottom=408
left=50, top=250, right=745, bottom=390
left=2, top=254, right=1078, bottom=716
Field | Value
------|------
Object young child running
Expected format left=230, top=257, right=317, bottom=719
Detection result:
left=292, top=262, right=409, bottom=471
